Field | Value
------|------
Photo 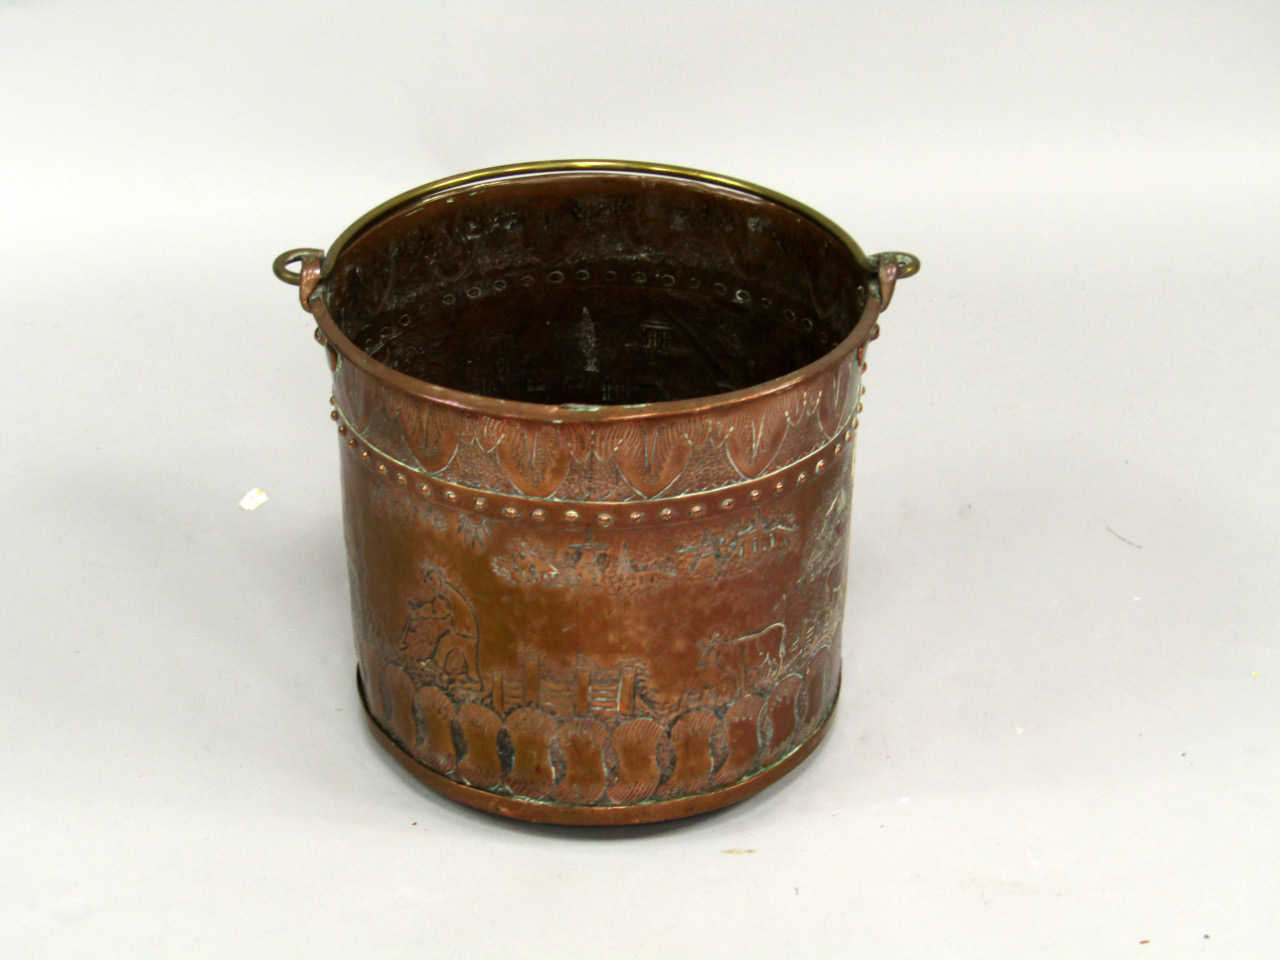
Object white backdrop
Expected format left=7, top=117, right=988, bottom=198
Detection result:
left=3, top=2, right=1278, bottom=957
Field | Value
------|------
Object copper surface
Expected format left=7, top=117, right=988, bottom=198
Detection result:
left=275, top=161, right=917, bottom=825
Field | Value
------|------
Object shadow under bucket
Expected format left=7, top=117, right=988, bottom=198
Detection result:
left=274, top=160, right=918, bottom=824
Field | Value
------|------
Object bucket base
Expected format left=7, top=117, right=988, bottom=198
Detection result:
left=357, top=670, right=838, bottom=826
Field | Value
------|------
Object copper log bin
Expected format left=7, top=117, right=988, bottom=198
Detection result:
left=274, top=161, right=918, bottom=825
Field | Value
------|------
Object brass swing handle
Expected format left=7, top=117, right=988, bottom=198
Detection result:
left=272, top=247, right=325, bottom=312
left=869, top=252, right=920, bottom=313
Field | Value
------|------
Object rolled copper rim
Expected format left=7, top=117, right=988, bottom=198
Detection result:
left=307, top=160, right=888, bottom=421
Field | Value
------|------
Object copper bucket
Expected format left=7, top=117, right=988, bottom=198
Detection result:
left=274, top=161, right=918, bottom=824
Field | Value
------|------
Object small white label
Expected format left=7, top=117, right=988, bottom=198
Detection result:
left=239, top=488, right=269, bottom=511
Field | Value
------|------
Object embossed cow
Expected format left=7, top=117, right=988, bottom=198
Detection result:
left=693, top=622, right=787, bottom=701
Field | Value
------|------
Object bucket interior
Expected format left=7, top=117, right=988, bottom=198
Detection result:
left=323, top=171, right=873, bottom=406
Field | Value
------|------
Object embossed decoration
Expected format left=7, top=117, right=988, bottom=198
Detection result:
left=355, top=540, right=846, bottom=810
left=398, top=401, right=460, bottom=475
left=334, top=397, right=856, bottom=516
left=495, top=422, right=574, bottom=497
left=276, top=160, right=918, bottom=825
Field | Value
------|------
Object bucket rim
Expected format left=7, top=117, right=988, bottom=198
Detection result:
left=309, top=159, right=889, bottom=423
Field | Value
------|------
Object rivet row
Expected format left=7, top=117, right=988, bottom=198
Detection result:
left=333, top=416, right=854, bottom=525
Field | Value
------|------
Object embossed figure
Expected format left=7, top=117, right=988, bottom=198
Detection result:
left=401, top=564, right=481, bottom=685
left=694, top=623, right=787, bottom=701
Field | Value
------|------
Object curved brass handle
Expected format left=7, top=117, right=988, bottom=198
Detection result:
left=869, top=251, right=920, bottom=312
left=273, top=248, right=325, bottom=313
left=272, top=247, right=323, bottom=284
